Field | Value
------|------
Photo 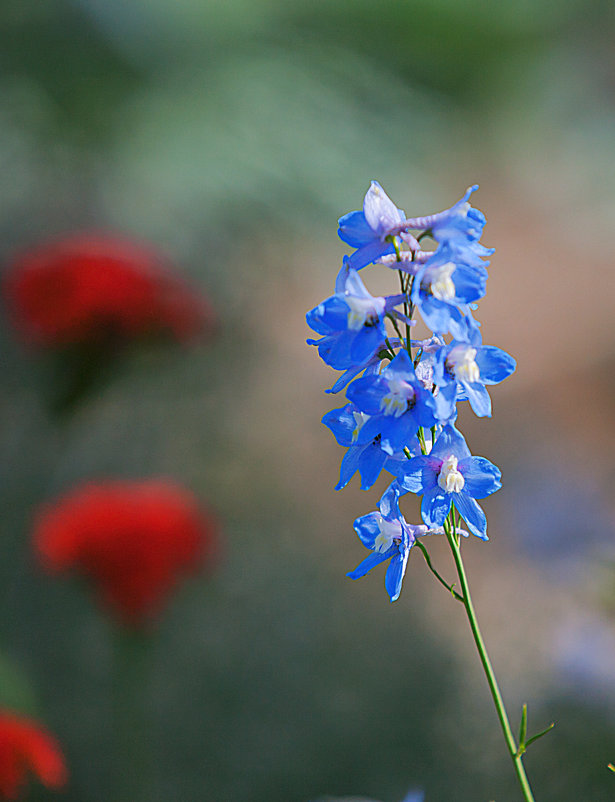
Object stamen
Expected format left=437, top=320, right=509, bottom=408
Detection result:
left=351, top=410, right=370, bottom=443
left=373, top=514, right=403, bottom=553
left=446, top=345, right=480, bottom=383
left=380, top=378, right=414, bottom=417
left=437, top=455, right=465, bottom=493
left=429, top=261, right=456, bottom=301
left=344, top=296, right=379, bottom=331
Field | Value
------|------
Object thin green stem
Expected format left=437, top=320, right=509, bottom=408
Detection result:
left=444, top=519, right=536, bottom=802
left=415, top=541, right=464, bottom=602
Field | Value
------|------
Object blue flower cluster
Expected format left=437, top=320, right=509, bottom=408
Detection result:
left=307, top=182, right=515, bottom=601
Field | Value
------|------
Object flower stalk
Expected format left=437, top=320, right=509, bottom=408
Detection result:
left=444, top=516, right=536, bottom=802
left=308, top=180, right=547, bottom=798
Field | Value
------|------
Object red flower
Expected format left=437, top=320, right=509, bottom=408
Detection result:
left=0, top=711, right=67, bottom=799
left=3, top=234, right=215, bottom=346
left=34, top=480, right=218, bottom=625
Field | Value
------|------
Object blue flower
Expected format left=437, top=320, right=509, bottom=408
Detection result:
left=338, top=181, right=406, bottom=270
left=347, top=484, right=428, bottom=602
left=346, top=349, right=438, bottom=454
left=391, top=425, right=501, bottom=539
left=403, top=185, right=487, bottom=248
left=322, top=403, right=418, bottom=490
left=306, top=261, right=403, bottom=370
left=432, top=341, right=516, bottom=420
left=401, top=792, right=425, bottom=802
left=411, top=245, right=488, bottom=339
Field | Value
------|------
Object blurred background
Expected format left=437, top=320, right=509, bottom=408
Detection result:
left=1, top=0, right=615, bottom=800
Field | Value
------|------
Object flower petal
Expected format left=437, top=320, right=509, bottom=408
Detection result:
left=385, top=548, right=410, bottom=602
left=452, top=492, right=488, bottom=539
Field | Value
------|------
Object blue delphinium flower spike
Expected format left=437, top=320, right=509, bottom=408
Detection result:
left=391, top=425, right=501, bottom=539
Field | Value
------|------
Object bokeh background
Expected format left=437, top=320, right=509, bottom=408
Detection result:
left=1, top=1, right=615, bottom=800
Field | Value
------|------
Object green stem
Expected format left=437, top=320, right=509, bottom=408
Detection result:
left=444, top=521, right=536, bottom=802
left=415, top=540, right=464, bottom=603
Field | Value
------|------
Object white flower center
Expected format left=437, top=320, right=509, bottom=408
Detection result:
left=446, top=345, right=480, bottom=383
left=373, top=513, right=403, bottom=553
left=344, top=295, right=380, bottom=331
left=429, top=261, right=456, bottom=301
left=380, top=378, right=414, bottom=417
left=437, top=455, right=465, bottom=493
left=351, top=410, right=370, bottom=443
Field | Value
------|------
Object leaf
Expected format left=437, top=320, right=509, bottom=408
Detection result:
left=524, top=722, right=555, bottom=749
left=518, top=703, right=528, bottom=746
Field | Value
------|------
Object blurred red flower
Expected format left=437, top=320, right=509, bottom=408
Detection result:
left=0, top=711, right=67, bottom=800
left=34, top=480, right=218, bottom=625
left=2, top=234, right=215, bottom=346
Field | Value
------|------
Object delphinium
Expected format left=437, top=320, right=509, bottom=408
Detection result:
left=307, top=182, right=552, bottom=801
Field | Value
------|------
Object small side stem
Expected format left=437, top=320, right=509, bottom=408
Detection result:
left=444, top=521, right=536, bottom=802
left=415, top=541, right=464, bottom=602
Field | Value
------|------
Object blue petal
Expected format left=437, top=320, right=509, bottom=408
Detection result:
left=347, top=549, right=393, bottom=580
left=435, top=382, right=457, bottom=422
left=385, top=548, right=410, bottom=602
left=452, top=264, right=487, bottom=303
left=379, top=412, right=422, bottom=456
left=322, top=405, right=355, bottom=447
left=319, top=331, right=355, bottom=369
left=460, top=456, right=501, bottom=498
left=346, top=375, right=388, bottom=416
left=349, top=324, right=386, bottom=364
left=336, top=445, right=364, bottom=490
left=346, top=239, right=395, bottom=271
left=306, top=295, right=349, bottom=335
left=418, top=295, right=464, bottom=336
left=452, top=492, right=487, bottom=539
left=463, top=381, right=492, bottom=417
left=378, top=481, right=403, bottom=517
left=353, top=511, right=382, bottom=548
left=430, top=425, right=471, bottom=461
left=383, top=348, right=415, bottom=380
left=357, top=444, right=388, bottom=490
left=337, top=210, right=373, bottom=247
left=363, top=180, right=405, bottom=234
left=421, top=488, right=451, bottom=527
left=390, top=455, right=439, bottom=494
left=476, top=345, right=516, bottom=385
left=326, top=363, right=370, bottom=394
